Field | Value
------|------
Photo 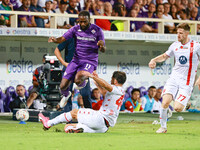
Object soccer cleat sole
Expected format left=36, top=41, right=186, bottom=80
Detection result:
left=65, top=128, right=84, bottom=133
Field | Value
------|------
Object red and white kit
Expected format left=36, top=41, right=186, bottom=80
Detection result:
left=76, top=85, right=125, bottom=133
left=162, top=40, right=200, bottom=107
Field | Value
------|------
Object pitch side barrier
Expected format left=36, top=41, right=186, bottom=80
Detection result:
left=0, top=10, right=200, bottom=34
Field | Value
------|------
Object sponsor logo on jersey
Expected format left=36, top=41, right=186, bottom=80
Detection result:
left=77, top=36, right=96, bottom=41
left=179, top=56, right=187, bottom=64
left=180, top=46, right=188, bottom=49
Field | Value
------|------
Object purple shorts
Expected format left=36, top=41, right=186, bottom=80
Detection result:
left=63, top=60, right=96, bottom=81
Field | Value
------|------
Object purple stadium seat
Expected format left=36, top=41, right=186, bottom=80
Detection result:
left=123, top=93, right=130, bottom=102
left=123, top=86, right=134, bottom=102
left=139, top=86, right=147, bottom=97
left=0, top=88, right=6, bottom=112
left=25, top=89, right=29, bottom=97
left=4, top=86, right=17, bottom=112
left=28, top=85, right=33, bottom=92
left=126, top=86, right=134, bottom=97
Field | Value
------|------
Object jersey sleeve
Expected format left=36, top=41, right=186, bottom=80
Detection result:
left=165, top=42, right=175, bottom=57
left=62, top=26, right=75, bottom=40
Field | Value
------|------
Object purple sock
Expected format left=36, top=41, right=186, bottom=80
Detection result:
left=61, top=89, right=69, bottom=97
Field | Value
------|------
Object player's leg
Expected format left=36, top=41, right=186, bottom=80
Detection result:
left=59, top=78, right=73, bottom=108
left=157, top=78, right=178, bottom=133
left=79, top=79, right=92, bottom=108
left=59, top=61, right=78, bottom=108
left=74, top=63, right=95, bottom=89
left=174, top=87, right=192, bottom=112
left=157, top=94, right=173, bottom=133
left=76, top=108, right=108, bottom=133
left=38, top=109, right=78, bottom=130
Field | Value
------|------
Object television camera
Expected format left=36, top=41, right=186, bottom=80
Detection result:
left=40, top=56, right=62, bottom=110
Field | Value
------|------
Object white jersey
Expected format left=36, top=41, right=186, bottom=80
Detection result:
left=166, top=40, right=200, bottom=86
left=99, top=85, right=125, bottom=127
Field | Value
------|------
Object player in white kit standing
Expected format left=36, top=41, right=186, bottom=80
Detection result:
left=38, top=71, right=126, bottom=133
left=149, top=23, right=200, bottom=133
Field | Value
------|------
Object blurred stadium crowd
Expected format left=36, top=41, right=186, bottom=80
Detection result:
left=0, top=0, right=200, bottom=33
left=0, top=84, right=174, bottom=113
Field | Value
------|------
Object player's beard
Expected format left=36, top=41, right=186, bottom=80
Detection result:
left=80, top=23, right=90, bottom=31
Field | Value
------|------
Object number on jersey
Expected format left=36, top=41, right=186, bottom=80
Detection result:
left=116, top=95, right=124, bottom=110
left=177, top=94, right=186, bottom=101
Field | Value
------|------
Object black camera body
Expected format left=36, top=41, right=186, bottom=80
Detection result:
left=42, top=56, right=62, bottom=109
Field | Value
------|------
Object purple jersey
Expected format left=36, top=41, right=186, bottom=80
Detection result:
left=62, top=24, right=105, bottom=67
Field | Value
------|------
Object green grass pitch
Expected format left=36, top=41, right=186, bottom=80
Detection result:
left=0, top=112, right=200, bottom=150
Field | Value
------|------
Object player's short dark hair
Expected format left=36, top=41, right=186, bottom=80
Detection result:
left=112, top=71, right=126, bottom=85
left=148, top=86, right=156, bottom=90
left=79, top=10, right=90, bottom=19
left=131, top=88, right=140, bottom=95
left=177, top=23, right=190, bottom=32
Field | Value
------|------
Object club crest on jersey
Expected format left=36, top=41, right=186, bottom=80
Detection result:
left=179, top=56, right=187, bottom=64
left=91, top=29, right=96, bottom=34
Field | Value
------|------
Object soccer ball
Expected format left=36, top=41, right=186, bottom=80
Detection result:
left=16, top=109, right=29, bottom=121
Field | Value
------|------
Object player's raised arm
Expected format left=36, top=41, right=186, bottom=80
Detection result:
left=92, top=72, right=107, bottom=96
left=83, top=71, right=113, bottom=92
left=54, top=47, right=69, bottom=67
left=148, top=53, right=169, bottom=69
left=97, top=40, right=106, bottom=53
left=90, top=74, right=113, bottom=92
left=48, top=36, right=66, bottom=44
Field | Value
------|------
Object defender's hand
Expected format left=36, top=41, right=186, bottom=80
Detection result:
left=149, top=59, right=156, bottom=69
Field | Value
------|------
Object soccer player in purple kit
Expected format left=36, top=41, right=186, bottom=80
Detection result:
left=48, top=10, right=106, bottom=108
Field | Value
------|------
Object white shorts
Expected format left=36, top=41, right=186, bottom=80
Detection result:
left=76, top=108, right=108, bottom=133
left=162, top=77, right=193, bottom=107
